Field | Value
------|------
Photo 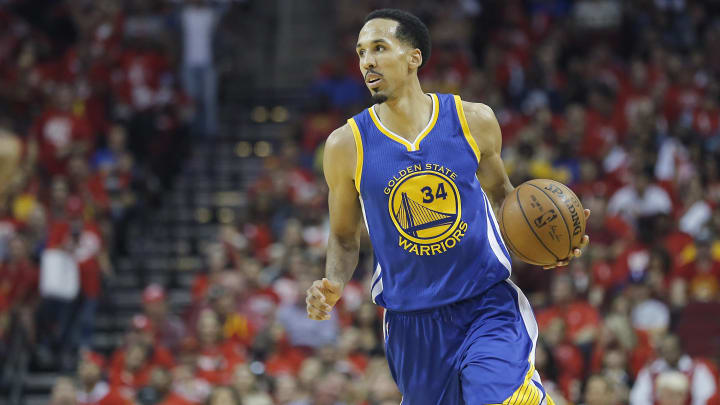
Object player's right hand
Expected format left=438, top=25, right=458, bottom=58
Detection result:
left=306, top=278, right=342, bottom=321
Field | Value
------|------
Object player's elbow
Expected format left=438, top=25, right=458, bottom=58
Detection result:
left=329, top=229, right=360, bottom=252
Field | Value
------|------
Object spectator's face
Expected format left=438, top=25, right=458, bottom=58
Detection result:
left=197, top=311, right=220, bottom=344
left=602, top=349, right=626, bottom=370
left=232, top=364, right=255, bottom=393
left=50, top=377, right=77, bottom=405
left=8, top=237, right=27, bottom=261
left=658, top=387, right=689, bottom=405
left=207, top=247, right=226, bottom=272
left=77, top=360, right=100, bottom=386
left=51, top=178, right=69, bottom=205
left=356, top=19, right=419, bottom=104
left=298, top=358, right=323, bottom=389
left=149, top=367, right=171, bottom=392
left=583, top=377, right=611, bottom=405
left=125, top=344, right=147, bottom=371
left=551, top=275, right=573, bottom=304
left=313, top=373, right=345, bottom=405
left=108, top=126, right=127, bottom=151
left=144, top=300, right=166, bottom=320
left=660, top=336, right=682, bottom=366
left=54, top=85, right=74, bottom=112
left=209, top=388, right=238, bottom=405
left=274, top=375, right=299, bottom=404
left=68, top=156, right=88, bottom=180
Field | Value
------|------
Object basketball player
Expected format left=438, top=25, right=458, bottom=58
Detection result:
left=306, top=9, right=590, bottom=405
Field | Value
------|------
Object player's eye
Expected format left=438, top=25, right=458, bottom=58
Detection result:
left=358, top=49, right=365, bottom=57
left=376, top=45, right=385, bottom=52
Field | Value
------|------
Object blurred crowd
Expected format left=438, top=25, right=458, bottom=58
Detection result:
left=0, top=0, right=197, bottom=376
left=3, top=0, right=720, bottom=405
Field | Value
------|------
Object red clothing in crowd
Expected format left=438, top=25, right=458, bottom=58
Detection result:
left=580, top=108, right=625, bottom=160
left=75, top=221, right=104, bottom=299
left=536, top=300, right=601, bottom=342
left=112, top=49, right=170, bottom=111
left=109, top=346, right=175, bottom=375
left=109, top=365, right=152, bottom=398
left=0, top=258, right=38, bottom=309
left=30, top=108, right=94, bottom=175
left=194, top=341, right=246, bottom=384
left=77, top=382, right=132, bottom=405
left=159, top=393, right=201, bottom=405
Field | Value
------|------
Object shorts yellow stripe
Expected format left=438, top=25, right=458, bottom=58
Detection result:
left=453, top=95, right=481, bottom=164
left=502, top=362, right=537, bottom=405
left=512, top=382, right=530, bottom=405
left=347, top=118, right=364, bottom=193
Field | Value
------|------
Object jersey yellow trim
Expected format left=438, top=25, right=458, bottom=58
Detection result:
left=368, top=93, right=439, bottom=152
left=348, top=118, right=364, bottom=194
left=454, top=95, right=482, bottom=164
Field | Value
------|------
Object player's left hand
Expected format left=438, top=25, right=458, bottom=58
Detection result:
left=543, top=209, right=591, bottom=270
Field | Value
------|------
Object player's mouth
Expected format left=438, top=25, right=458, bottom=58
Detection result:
left=366, top=73, right=383, bottom=89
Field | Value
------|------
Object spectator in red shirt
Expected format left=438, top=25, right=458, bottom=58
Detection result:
left=135, top=366, right=172, bottom=405
left=0, top=235, right=38, bottom=342
left=630, top=334, right=717, bottom=405
left=110, top=314, right=175, bottom=375
left=193, top=308, right=245, bottom=384
left=109, top=342, right=152, bottom=399
left=29, top=84, right=94, bottom=176
left=142, top=284, right=186, bottom=351
left=536, top=274, right=601, bottom=346
left=76, top=351, right=132, bottom=405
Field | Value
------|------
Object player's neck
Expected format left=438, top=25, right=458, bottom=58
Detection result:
left=374, top=79, right=432, bottom=141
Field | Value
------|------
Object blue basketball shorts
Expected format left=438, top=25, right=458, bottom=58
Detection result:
left=383, top=280, right=553, bottom=405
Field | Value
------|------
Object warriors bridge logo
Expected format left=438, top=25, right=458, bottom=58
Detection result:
left=385, top=163, right=468, bottom=256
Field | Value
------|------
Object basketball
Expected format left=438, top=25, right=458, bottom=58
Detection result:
left=498, top=179, right=586, bottom=266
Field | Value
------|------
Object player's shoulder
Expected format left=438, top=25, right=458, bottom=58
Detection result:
left=460, top=100, right=497, bottom=125
left=323, top=123, right=357, bottom=173
left=458, top=99, right=502, bottom=153
left=325, top=123, right=356, bottom=155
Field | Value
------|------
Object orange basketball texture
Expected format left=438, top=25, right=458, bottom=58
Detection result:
left=498, top=179, right=586, bottom=266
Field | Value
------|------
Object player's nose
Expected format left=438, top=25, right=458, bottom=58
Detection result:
left=361, top=54, right=376, bottom=71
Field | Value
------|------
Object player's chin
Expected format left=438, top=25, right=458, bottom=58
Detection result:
left=370, top=90, right=388, bottom=104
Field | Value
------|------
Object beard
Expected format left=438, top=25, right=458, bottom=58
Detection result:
left=371, top=92, right=388, bottom=104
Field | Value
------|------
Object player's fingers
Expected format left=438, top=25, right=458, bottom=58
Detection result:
left=573, top=248, right=583, bottom=258
left=584, top=209, right=591, bottom=220
left=305, top=295, right=332, bottom=313
left=306, top=304, right=329, bottom=320
left=580, top=234, right=590, bottom=249
left=308, top=285, right=326, bottom=303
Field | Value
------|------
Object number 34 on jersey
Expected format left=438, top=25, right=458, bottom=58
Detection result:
left=383, top=163, right=469, bottom=256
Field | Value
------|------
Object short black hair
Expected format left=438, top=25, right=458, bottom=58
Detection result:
left=364, top=9, right=431, bottom=70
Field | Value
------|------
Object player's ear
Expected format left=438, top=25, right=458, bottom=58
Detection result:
left=408, top=48, right=422, bottom=70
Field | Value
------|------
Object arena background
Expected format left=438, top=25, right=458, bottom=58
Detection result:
left=1, top=0, right=720, bottom=404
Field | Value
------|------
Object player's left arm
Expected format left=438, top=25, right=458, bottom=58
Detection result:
left=462, top=101, right=513, bottom=209
left=463, top=101, right=590, bottom=268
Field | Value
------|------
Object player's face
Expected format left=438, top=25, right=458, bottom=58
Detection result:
left=356, top=19, right=417, bottom=103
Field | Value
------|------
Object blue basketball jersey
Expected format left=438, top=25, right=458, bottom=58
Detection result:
left=348, top=93, right=513, bottom=311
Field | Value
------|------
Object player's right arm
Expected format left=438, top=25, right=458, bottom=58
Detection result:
left=307, top=124, right=363, bottom=321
